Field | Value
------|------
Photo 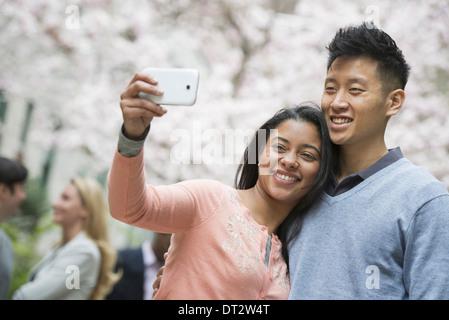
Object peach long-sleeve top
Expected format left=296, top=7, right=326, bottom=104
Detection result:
left=108, top=149, right=290, bottom=299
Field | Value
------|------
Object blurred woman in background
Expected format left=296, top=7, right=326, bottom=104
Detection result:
left=13, top=177, right=120, bottom=300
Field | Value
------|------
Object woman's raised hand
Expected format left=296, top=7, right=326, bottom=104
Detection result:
left=119, top=73, right=167, bottom=140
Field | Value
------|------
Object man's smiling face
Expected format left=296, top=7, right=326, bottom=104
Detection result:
left=321, top=56, right=390, bottom=148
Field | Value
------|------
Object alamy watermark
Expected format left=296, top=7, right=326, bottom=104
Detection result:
left=169, top=123, right=255, bottom=165
left=65, top=5, right=80, bottom=30
left=169, top=123, right=278, bottom=175
left=365, top=5, right=381, bottom=29
left=65, top=265, right=80, bottom=290
left=365, top=265, right=380, bottom=290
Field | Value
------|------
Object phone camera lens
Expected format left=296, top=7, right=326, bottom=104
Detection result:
left=186, top=85, right=191, bottom=90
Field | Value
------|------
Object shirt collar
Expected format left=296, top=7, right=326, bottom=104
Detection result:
left=358, top=147, right=403, bottom=180
left=326, top=147, right=404, bottom=196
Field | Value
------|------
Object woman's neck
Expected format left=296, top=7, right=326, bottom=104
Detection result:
left=237, top=187, right=293, bottom=235
left=61, top=223, right=83, bottom=245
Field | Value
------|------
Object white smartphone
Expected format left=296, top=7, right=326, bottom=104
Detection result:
left=138, top=68, right=199, bottom=106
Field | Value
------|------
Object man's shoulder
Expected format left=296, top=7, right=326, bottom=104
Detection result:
left=391, top=157, right=448, bottom=196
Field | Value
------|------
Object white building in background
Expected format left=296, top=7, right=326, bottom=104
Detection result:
left=0, top=92, right=97, bottom=202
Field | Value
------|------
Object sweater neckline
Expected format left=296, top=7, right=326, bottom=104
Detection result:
left=322, top=157, right=407, bottom=203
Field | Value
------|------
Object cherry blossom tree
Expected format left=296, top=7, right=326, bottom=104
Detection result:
left=0, top=0, right=448, bottom=190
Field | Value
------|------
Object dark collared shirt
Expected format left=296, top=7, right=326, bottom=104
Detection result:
left=325, top=147, right=404, bottom=197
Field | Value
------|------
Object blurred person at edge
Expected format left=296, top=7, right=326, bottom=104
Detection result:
left=13, top=177, right=120, bottom=299
left=0, top=157, right=28, bottom=300
left=106, top=232, right=171, bottom=300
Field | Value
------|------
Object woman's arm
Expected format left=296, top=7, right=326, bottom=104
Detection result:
left=108, top=73, right=222, bottom=233
left=108, top=149, right=223, bottom=234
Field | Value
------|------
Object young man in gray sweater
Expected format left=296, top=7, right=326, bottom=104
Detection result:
left=288, top=23, right=449, bottom=300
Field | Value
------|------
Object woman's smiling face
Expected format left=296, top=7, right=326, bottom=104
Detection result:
left=257, top=119, right=322, bottom=206
left=52, top=182, right=87, bottom=227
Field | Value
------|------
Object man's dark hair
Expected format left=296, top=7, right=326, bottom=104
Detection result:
left=0, top=157, right=28, bottom=193
left=327, top=22, right=411, bottom=95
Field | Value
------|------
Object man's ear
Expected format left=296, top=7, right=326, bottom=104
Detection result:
left=385, top=89, right=405, bottom=117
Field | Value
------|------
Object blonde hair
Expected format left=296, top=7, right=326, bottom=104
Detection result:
left=71, top=176, right=120, bottom=300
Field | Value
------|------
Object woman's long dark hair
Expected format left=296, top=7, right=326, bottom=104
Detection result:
left=234, top=102, right=335, bottom=272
